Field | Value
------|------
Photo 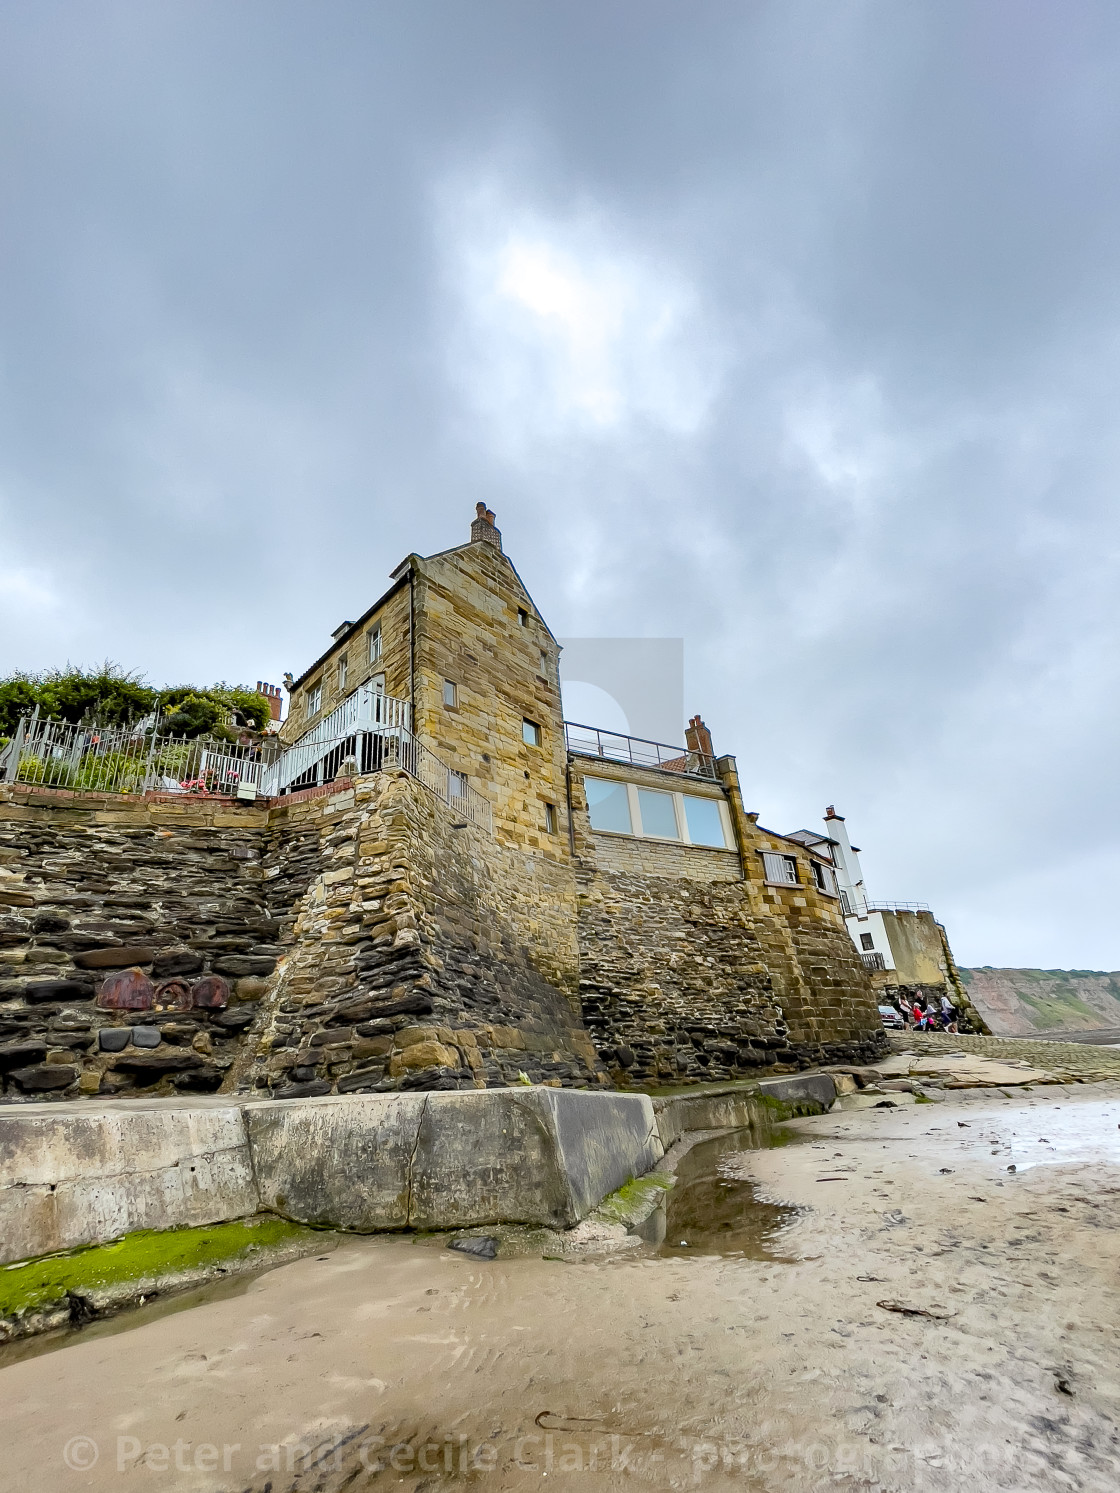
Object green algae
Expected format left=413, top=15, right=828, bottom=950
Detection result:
left=593, top=1171, right=675, bottom=1228
left=0, top=1216, right=317, bottom=1322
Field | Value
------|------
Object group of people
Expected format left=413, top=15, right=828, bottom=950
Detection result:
left=897, top=992, right=959, bottom=1033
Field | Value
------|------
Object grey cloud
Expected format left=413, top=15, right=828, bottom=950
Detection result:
left=2, top=0, right=1118, bottom=965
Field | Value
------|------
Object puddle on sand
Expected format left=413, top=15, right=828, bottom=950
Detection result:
left=641, top=1132, right=801, bottom=1260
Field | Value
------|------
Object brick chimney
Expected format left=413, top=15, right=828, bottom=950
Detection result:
left=470, top=502, right=502, bottom=550
left=685, top=715, right=714, bottom=758
left=256, top=681, right=283, bottom=722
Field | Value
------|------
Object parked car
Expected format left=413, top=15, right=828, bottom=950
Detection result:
left=878, top=1004, right=905, bottom=1030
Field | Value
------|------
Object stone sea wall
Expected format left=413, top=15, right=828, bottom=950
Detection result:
left=568, top=763, right=885, bottom=1086
left=0, top=789, right=297, bottom=1101
left=1, top=755, right=883, bottom=1105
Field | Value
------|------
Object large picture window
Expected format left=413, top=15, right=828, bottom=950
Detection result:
left=583, top=777, right=729, bottom=848
left=585, top=777, right=632, bottom=834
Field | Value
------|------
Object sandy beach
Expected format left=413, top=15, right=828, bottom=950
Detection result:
left=4, top=1080, right=1120, bottom=1492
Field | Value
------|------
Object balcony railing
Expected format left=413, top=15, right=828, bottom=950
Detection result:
left=864, top=901, right=931, bottom=913
left=861, top=951, right=888, bottom=971
left=563, top=721, right=717, bottom=779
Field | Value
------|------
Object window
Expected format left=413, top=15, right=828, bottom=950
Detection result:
left=522, top=718, right=541, bottom=747
left=539, top=650, right=548, bottom=673
left=762, top=852, right=798, bottom=885
left=682, top=795, right=726, bottom=848
left=450, top=770, right=468, bottom=800
left=368, top=628, right=382, bottom=663
left=585, top=777, right=632, bottom=834
left=636, top=788, right=679, bottom=839
left=517, top=608, right=528, bottom=626
left=812, top=860, right=838, bottom=896
left=306, top=682, right=322, bottom=716
left=860, top=932, right=875, bottom=952
left=839, top=890, right=853, bottom=916
left=583, top=778, right=731, bottom=848
left=544, top=803, right=558, bottom=835
left=337, top=655, right=348, bottom=691
left=370, top=673, right=385, bottom=694
left=443, top=680, right=458, bottom=708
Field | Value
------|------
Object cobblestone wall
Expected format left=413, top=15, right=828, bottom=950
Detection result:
left=569, top=760, right=886, bottom=1085
left=0, top=788, right=296, bottom=1101
left=240, top=770, right=600, bottom=1098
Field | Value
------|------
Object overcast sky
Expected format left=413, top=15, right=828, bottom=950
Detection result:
left=3, top=1, right=1119, bottom=969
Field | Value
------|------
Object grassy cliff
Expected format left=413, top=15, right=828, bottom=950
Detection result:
left=960, top=968, right=1120, bottom=1035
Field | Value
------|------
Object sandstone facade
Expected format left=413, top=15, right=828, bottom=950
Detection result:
left=0, top=506, right=885, bottom=1102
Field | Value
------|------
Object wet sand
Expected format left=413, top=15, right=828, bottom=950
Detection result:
left=4, top=1082, right=1120, bottom=1492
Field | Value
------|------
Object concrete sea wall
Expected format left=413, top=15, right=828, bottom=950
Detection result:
left=0, top=1087, right=665, bottom=1264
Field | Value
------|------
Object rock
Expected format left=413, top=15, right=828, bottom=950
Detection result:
left=338, top=991, right=434, bottom=1022
left=336, top=1067, right=387, bottom=1092
left=31, top=912, right=70, bottom=934
left=191, top=1032, right=213, bottom=1056
left=271, top=1080, right=332, bottom=1099
left=22, top=980, right=91, bottom=1003
left=151, top=950, right=204, bottom=978
left=756, top=1073, right=838, bottom=1110
left=131, top=1026, right=162, bottom=1049
left=0, top=1042, right=49, bottom=1070
left=74, top=946, right=155, bottom=970
left=111, top=1049, right=205, bottom=1073
left=98, top=1028, right=132, bottom=1052
left=211, top=1007, right=255, bottom=1032
left=0, top=915, right=31, bottom=946
left=390, top=1039, right=459, bottom=1075
left=10, top=1064, right=77, bottom=1090
left=234, top=976, right=269, bottom=1001
left=78, top=1071, right=101, bottom=1094
left=96, top=968, right=154, bottom=1011
left=153, top=978, right=193, bottom=1011
left=211, top=956, right=277, bottom=978
left=190, top=975, right=230, bottom=1010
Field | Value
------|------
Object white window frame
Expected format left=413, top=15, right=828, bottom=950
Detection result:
left=762, top=851, right=798, bottom=886
left=811, top=860, right=838, bottom=896
left=544, top=802, right=558, bottom=835
left=306, top=682, right=322, bottom=717
left=337, top=655, right=348, bottom=691
left=368, top=627, right=382, bottom=663
left=442, top=680, right=458, bottom=708
left=583, top=776, right=732, bottom=848
left=522, top=718, right=542, bottom=747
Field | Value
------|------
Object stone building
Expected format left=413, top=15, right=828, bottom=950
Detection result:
left=0, top=507, right=885, bottom=1103
left=819, top=806, right=975, bottom=1019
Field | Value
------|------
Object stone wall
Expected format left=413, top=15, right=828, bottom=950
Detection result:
left=0, top=787, right=291, bottom=1101
left=568, top=758, right=885, bottom=1085
left=240, top=769, right=599, bottom=1098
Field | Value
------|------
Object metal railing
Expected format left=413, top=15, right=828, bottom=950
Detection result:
left=0, top=715, right=278, bottom=797
left=861, top=951, right=888, bottom=971
left=864, top=901, right=931, bottom=913
left=264, top=723, right=491, bottom=830
left=563, top=721, right=717, bottom=779
left=277, top=683, right=410, bottom=790
left=1, top=699, right=493, bottom=833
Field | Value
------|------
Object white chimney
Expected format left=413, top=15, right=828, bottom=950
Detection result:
left=824, top=805, right=868, bottom=915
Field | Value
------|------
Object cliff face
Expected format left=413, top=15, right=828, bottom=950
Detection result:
left=961, top=967, right=1120, bottom=1035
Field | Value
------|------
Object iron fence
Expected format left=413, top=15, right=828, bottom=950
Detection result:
left=0, top=709, right=493, bottom=832
left=563, top=721, right=717, bottom=779
left=0, top=715, right=277, bottom=797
